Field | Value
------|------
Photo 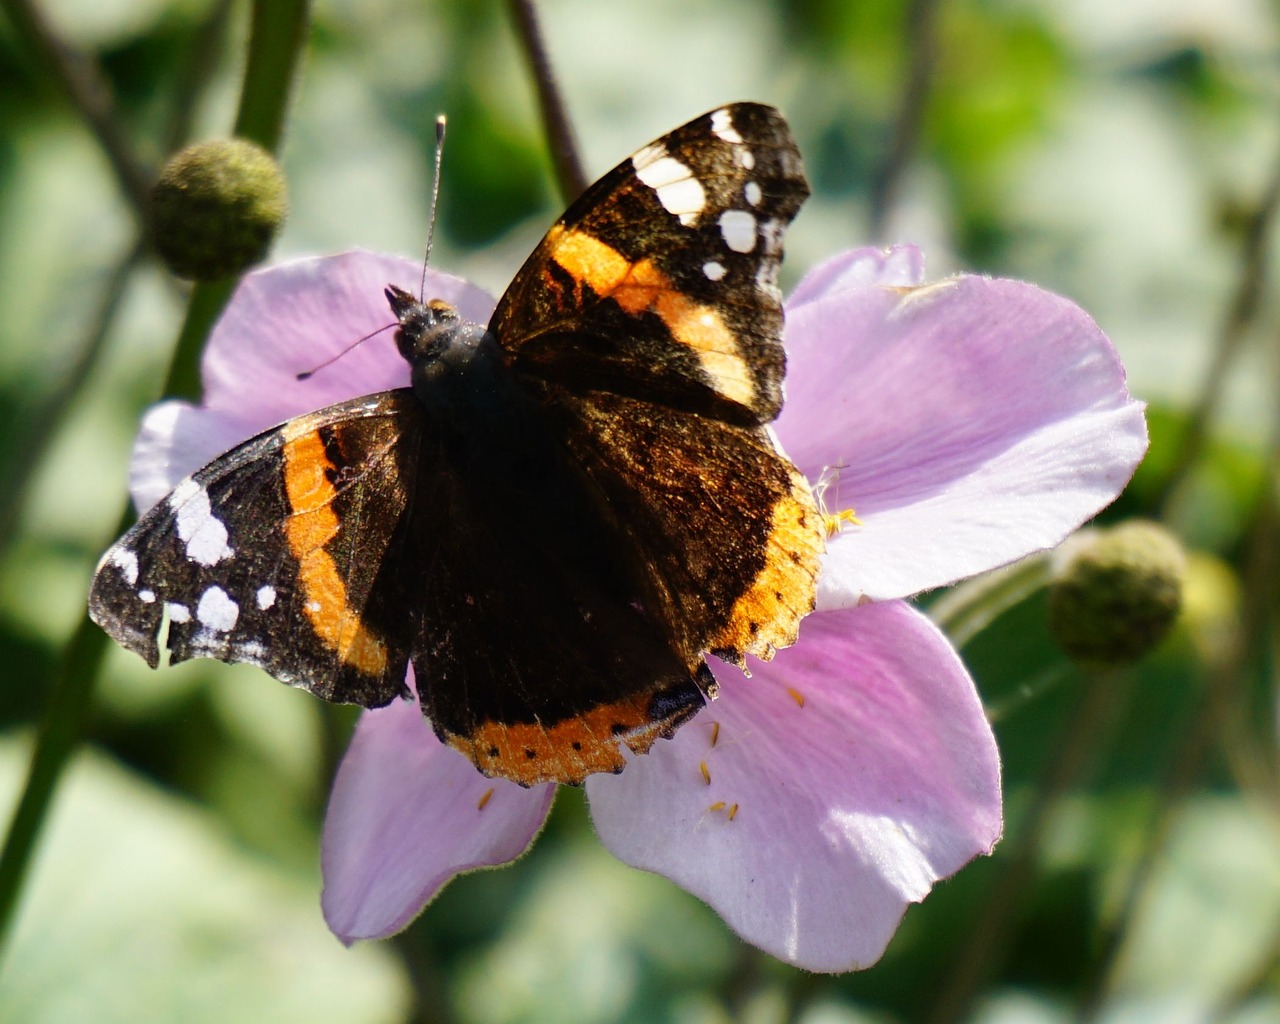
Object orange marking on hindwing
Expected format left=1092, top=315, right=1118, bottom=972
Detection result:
left=281, top=425, right=388, bottom=677
left=446, top=684, right=703, bottom=787
left=710, top=469, right=824, bottom=665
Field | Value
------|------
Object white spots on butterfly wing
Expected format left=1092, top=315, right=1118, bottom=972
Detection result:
left=196, top=585, right=239, bottom=633
left=634, top=154, right=706, bottom=226
left=710, top=108, right=744, bottom=144
left=719, top=209, right=758, bottom=253
left=756, top=262, right=783, bottom=302
left=739, top=149, right=756, bottom=171
left=744, top=181, right=762, bottom=207
left=702, top=260, right=727, bottom=281
left=170, top=478, right=234, bottom=566
left=138, top=589, right=156, bottom=604
left=759, top=217, right=786, bottom=256
left=107, top=547, right=139, bottom=585
left=631, top=141, right=666, bottom=171
left=256, top=585, right=277, bottom=610
left=166, top=602, right=191, bottom=624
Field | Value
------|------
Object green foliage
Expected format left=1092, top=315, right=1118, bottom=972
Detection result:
left=1, top=0, right=1277, bottom=1020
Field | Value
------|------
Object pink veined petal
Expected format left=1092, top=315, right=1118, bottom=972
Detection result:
left=322, top=678, right=555, bottom=944
left=587, top=601, right=1001, bottom=973
left=200, top=251, right=496, bottom=436
left=787, top=244, right=926, bottom=309
left=777, top=275, right=1147, bottom=606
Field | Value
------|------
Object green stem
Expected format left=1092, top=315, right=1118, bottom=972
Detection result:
left=0, top=0, right=312, bottom=969
left=505, top=0, right=586, bottom=202
left=928, top=553, right=1053, bottom=649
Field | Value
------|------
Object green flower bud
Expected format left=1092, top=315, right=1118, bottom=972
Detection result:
left=150, top=139, right=287, bottom=281
left=1047, top=520, right=1186, bottom=666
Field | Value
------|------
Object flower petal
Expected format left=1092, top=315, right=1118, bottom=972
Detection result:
left=587, top=601, right=1001, bottom=973
left=201, top=251, right=494, bottom=434
left=321, top=679, right=555, bottom=944
left=778, top=274, right=1147, bottom=605
left=787, top=245, right=925, bottom=308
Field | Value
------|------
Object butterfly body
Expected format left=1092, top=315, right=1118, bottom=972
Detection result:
left=90, top=103, right=823, bottom=785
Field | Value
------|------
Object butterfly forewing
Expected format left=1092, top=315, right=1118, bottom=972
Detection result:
left=89, top=392, right=423, bottom=709
left=492, top=103, right=809, bottom=426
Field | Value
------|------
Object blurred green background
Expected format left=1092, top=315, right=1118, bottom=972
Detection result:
left=0, top=0, right=1277, bottom=1021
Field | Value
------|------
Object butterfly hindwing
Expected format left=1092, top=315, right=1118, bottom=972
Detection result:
left=89, top=392, right=424, bottom=709
left=492, top=103, right=809, bottom=425
left=541, top=388, right=823, bottom=667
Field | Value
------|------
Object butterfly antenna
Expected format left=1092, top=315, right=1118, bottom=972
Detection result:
left=420, top=114, right=447, bottom=301
left=295, top=321, right=398, bottom=381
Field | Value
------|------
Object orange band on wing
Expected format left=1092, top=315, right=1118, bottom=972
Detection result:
left=547, top=227, right=755, bottom=407
left=446, top=687, right=702, bottom=786
left=709, top=469, right=824, bottom=665
left=281, top=426, right=389, bottom=676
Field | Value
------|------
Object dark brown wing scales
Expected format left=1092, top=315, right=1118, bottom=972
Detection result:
left=492, top=103, right=809, bottom=426
left=393, top=374, right=711, bottom=786
left=89, top=392, right=423, bottom=708
left=543, top=388, right=823, bottom=667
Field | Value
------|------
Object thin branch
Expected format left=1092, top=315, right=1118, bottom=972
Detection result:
left=505, top=0, right=586, bottom=202
left=869, top=0, right=944, bottom=239
left=1156, top=137, right=1280, bottom=512
left=0, top=0, right=153, bottom=217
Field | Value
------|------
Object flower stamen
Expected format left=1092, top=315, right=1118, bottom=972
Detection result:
left=476, top=787, right=495, bottom=811
left=786, top=686, right=805, bottom=707
left=813, top=464, right=860, bottom=535
left=700, top=760, right=712, bottom=785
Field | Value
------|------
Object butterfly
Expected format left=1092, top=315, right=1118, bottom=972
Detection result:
left=89, top=103, right=824, bottom=786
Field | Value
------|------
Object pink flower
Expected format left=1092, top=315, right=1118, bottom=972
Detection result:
left=128, top=246, right=1147, bottom=973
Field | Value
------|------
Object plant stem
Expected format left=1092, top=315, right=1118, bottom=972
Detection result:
left=0, top=0, right=312, bottom=969
left=505, top=0, right=586, bottom=202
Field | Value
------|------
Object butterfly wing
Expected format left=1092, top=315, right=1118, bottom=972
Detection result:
left=493, top=103, right=808, bottom=425
left=492, top=102, right=822, bottom=666
left=89, top=392, right=424, bottom=709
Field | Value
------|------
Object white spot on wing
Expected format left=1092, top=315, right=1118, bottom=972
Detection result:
left=166, top=602, right=191, bottom=624
left=719, top=210, right=757, bottom=253
left=256, top=585, right=277, bottom=610
left=739, top=150, right=756, bottom=171
left=745, top=181, right=762, bottom=206
left=711, top=108, right=744, bottom=144
left=631, top=142, right=666, bottom=171
left=171, top=478, right=234, bottom=566
left=634, top=154, right=706, bottom=225
left=197, top=586, right=239, bottom=633
left=108, top=547, right=139, bottom=585
left=138, top=589, right=156, bottom=604
left=702, top=260, right=727, bottom=281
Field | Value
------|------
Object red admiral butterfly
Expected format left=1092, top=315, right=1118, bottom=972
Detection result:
left=90, top=103, right=823, bottom=786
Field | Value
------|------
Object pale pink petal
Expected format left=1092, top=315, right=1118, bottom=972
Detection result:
left=587, top=601, right=1001, bottom=972
left=322, top=680, right=555, bottom=944
left=778, top=275, right=1147, bottom=606
left=786, top=245, right=925, bottom=308
left=128, top=402, right=246, bottom=513
left=201, top=252, right=494, bottom=435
